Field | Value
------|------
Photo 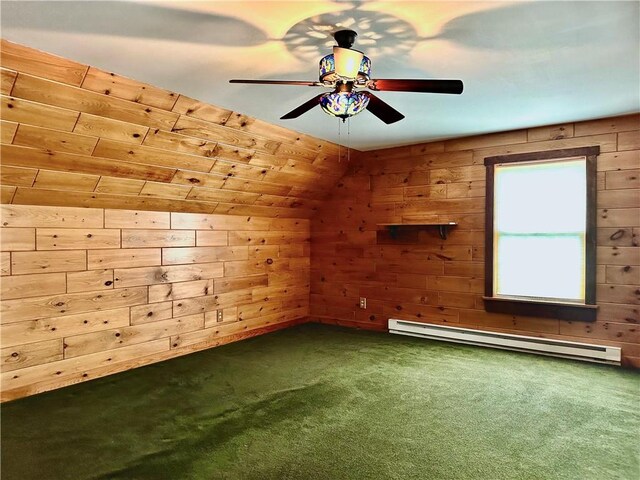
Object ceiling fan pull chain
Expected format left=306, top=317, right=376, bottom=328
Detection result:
left=347, top=117, right=351, bottom=164
left=338, top=118, right=342, bottom=163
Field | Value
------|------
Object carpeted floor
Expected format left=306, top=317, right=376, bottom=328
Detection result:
left=1, top=323, right=639, bottom=480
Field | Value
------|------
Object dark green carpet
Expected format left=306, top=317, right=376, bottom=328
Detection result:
left=1, top=323, right=639, bottom=480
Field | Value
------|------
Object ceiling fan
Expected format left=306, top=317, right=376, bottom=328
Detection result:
left=230, top=29, right=463, bottom=125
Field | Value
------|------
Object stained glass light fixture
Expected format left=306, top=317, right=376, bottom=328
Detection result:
left=319, top=90, right=370, bottom=120
left=319, top=50, right=371, bottom=84
left=316, top=30, right=373, bottom=121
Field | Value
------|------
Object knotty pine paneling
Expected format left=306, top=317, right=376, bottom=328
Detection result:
left=0, top=40, right=350, bottom=218
left=310, top=114, right=640, bottom=367
left=0, top=205, right=310, bottom=401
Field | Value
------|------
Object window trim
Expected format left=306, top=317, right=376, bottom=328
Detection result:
left=483, top=146, right=599, bottom=322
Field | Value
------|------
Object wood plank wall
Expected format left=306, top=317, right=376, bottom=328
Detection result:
left=0, top=40, right=338, bottom=401
left=0, top=40, right=350, bottom=218
left=0, top=204, right=310, bottom=401
left=310, top=114, right=640, bottom=366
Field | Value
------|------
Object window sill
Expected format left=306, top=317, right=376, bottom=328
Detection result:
left=483, top=296, right=597, bottom=322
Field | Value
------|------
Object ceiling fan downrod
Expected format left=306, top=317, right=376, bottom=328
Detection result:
left=333, top=29, right=358, bottom=49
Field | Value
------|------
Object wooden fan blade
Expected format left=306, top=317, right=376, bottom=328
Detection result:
left=230, top=79, right=324, bottom=87
left=280, top=94, right=325, bottom=119
left=367, top=79, right=464, bottom=94
left=365, top=93, right=405, bottom=124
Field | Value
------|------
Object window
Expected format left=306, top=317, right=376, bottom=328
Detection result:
left=484, top=147, right=599, bottom=321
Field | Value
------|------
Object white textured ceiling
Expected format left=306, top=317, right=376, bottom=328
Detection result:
left=2, top=0, right=639, bottom=150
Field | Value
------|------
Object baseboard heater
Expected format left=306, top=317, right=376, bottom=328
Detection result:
left=388, top=319, right=621, bottom=365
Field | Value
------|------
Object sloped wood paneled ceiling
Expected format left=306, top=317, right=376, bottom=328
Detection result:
left=0, top=40, right=350, bottom=218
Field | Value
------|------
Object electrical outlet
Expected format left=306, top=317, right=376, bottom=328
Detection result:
left=216, top=309, right=224, bottom=322
left=359, top=297, right=367, bottom=309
